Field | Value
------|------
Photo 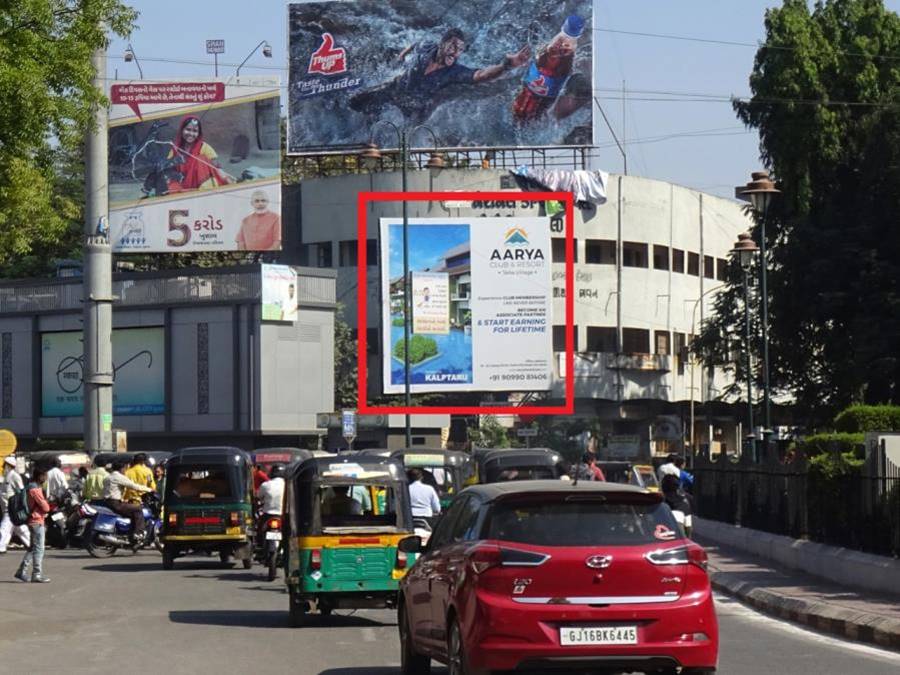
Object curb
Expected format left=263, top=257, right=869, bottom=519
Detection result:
left=708, top=568, right=900, bottom=652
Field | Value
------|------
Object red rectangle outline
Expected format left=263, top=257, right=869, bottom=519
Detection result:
left=356, top=191, right=574, bottom=416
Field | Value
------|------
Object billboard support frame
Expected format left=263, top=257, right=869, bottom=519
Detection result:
left=356, top=190, right=574, bottom=416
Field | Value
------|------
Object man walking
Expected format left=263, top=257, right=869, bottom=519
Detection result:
left=0, top=456, right=30, bottom=553
left=14, top=466, right=51, bottom=583
left=407, top=468, right=441, bottom=518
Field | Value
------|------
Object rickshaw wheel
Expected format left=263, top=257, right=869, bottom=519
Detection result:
left=162, top=545, right=175, bottom=570
left=242, top=557, right=253, bottom=570
left=289, top=593, right=309, bottom=627
left=219, top=551, right=234, bottom=566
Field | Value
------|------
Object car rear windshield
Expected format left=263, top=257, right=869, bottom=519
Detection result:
left=166, top=466, right=239, bottom=502
left=485, top=497, right=679, bottom=546
left=318, top=484, right=402, bottom=531
left=485, top=465, right=559, bottom=482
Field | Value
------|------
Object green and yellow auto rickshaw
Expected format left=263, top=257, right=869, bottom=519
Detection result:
left=390, top=448, right=471, bottom=509
left=283, top=454, right=419, bottom=625
left=160, top=447, right=255, bottom=570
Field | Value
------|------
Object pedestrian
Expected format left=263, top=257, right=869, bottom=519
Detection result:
left=673, top=456, right=694, bottom=491
left=14, top=465, right=51, bottom=583
left=45, top=457, right=68, bottom=504
left=407, top=468, right=441, bottom=518
left=571, top=452, right=598, bottom=482
left=82, top=462, right=109, bottom=502
left=657, top=453, right=680, bottom=484
left=0, top=456, right=30, bottom=553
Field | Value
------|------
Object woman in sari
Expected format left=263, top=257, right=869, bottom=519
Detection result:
left=166, top=115, right=233, bottom=193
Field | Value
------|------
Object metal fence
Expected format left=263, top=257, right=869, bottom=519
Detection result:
left=694, top=444, right=900, bottom=558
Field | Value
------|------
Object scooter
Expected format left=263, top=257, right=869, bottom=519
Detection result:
left=253, top=513, right=283, bottom=581
left=46, top=489, right=81, bottom=549
left=83, top=492, right=163, bottom=558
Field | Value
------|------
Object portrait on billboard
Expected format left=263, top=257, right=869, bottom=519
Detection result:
left=288, top=0, right=593, bottom=153
left=108, top=79, right=282, bottom=252
left=261, top=264, right=299, bottom=322
left=380, top=218, right=553, bottom=394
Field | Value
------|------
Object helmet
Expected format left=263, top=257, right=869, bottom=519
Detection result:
left=269, top=464, right=285, bottom=478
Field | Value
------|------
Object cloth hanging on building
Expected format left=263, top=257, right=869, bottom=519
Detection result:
left=511, top=165, right=610, bottom=206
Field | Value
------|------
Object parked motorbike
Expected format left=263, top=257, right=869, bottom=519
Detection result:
left=46, top=489, right=81, bottom=549
left=83, top=492, right=163, bottom=558
left=253, top=514, right=283, bottom=581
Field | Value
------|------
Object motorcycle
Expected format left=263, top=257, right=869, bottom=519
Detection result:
left=253, top=513, right=283, bottom=581
left=83, top=492, right=163, bottom=558
left=46, top=489, right=81, bottom=549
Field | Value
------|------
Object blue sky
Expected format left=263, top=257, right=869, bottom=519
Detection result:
left=108, top=1, right=900, bottom=200
left=388, top=224, right=469, bottom=278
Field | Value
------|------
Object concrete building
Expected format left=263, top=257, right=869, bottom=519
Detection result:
left=285, top=169, right=753, bottom=459
left=0, top=264, right=336, bottom=452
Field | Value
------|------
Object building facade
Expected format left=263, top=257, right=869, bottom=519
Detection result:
left=286, top=169, right=753, bottom=459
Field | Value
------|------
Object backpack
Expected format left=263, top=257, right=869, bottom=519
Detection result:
left=7, top=485, right=30, bottom=527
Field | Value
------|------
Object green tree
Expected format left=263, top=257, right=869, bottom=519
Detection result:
left=333, top=307, right=358, bottom=409
left=468, top=415, right=511, bottom=448
left=0, top=1, right=137, bottom=275
left=698, top=0, right=900, bottom=422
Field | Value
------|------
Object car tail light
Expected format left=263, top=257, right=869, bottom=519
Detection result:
left=469, top=546, right=549, bottom=574
left=229, top=512, right=240, bottom=527
left=646, top=545, right=708, bottom=571
left=469, top=545, right=502, bottom=574
left=268, top=517, right=281, bottom=531
left=679, top=632, right=711, bottom=643
left=395, top=550, right=408, bottom=569
left=167, top=512, right=178, bottom=526
left=310, top=549, right=322, bottom=571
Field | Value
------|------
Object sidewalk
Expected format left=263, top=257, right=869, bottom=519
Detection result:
left=699, top=537, right=900, bottom=651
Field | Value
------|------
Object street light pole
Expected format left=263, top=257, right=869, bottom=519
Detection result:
left=733, top=232, right=760, bottom=460
left=687, top=283, right=726, bottom=456
left=739, top=171, right=780, bottom=458
left=235, top=40, right=272, bottom=78
left=360, top=127, right=445, bottom=449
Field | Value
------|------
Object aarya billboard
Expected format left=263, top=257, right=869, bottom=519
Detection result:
left=380, top=218, right=553, bottom=394
left=108, top=78, right=281, bottom=252
left=288, top=0, right=593, bottom=153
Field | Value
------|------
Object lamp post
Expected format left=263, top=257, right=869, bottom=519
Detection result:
left=235, top=40, right=272, bottom=78
left=360, top=127, right=445, bottom=448
left=732, top=232, right=760, bottom=460
left=123, top=43, right=143, bottom=79
left=739, top=171, right=780, bottom=456
left=687, top=283, right=726, bottom=457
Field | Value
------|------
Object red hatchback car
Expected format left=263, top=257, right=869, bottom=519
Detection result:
left=398, top=481, right=717, bottom=674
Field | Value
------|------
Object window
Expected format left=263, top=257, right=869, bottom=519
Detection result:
left=622, top=242, right=648, bottom=268
left=672, top=249, right=685, bottom=273
left=319, top=484, right=400, bottom=530
left=655, top=331, right=671, bottom=355
left=450, top=497, right=482, bottom=542
left=338, top=240, right=357, bottom=267
left=429, top=498, right=466, bottom=549
left=716, top=258, right=728, bottom=281
left=552, top=238, right=577, bottom=263
left=587, top=326, right=617, bottom=352
left=366, top=328, right=378, bottom=355
left=687, top=252, right=700, bottom=276
left=653, top=245, right=669, bottom=270
left=704, top=255, right=715, bottom=279
left=308, top=242, right=332, bottom=268
left=674, top=332, right=686, bottom=375
left=167, top=467, right=236, bottom=502
left=585, top=239, right=616, bottom=265
left=553, top=325, right=578, bottom=352
left=622, top=327, right=650, bottom=354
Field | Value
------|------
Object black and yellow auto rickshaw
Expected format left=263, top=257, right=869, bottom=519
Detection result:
left=283, top=454, right=419, bottom=625
left=160, top=447, right=255, bottom=570
left=598, top=461, right=661, bottom=492
left=252, top=448, right=314, bottom=475
left=390, top=448, right=471, bottom=509
left=473, top=447, right=566, bottom=483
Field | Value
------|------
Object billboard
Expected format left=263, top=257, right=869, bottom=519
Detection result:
left=380, top=218, right=552, bottom=393
left=261, top=264, right=299, bottom=322
left=288, top=1, right=593, bottom=153
left=108, top=79, right=281, bottom=252
left=41, top=328, right=165, bottom=417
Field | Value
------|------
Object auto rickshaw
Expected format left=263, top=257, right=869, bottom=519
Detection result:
left=160, top=446, right=255, bottom=570
left=93, top=451, right=171, bottom=470
left=473, top=447, right=566, bottom=483
left=598, top=461, right=661, bottom=492
left=283, top=454, right=419, bottom=625
left=390, top=448, right=471, bottom=509
left=252, top=448, right=314, bottom=475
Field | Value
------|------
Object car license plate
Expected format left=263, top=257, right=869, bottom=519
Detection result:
left=265, top=531, right=282, bottom=541
left=559, top=625, right=638, bottom=646
left=51, top=512, right=65, bottom=522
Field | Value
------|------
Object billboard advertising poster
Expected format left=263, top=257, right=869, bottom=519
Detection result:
left=261, top=264, right=299, bottom=322
left=108, top=78, right=281, bottom=252
left=288, top=1, right=593, bottom=153
left=41, top=328, right=165, bottom=417
left=380, top=218, right=552, bottom=394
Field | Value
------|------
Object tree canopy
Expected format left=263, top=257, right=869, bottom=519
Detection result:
left=0, top=1, right=137, bottom=275
left=698, top=0, right=900, bottom=422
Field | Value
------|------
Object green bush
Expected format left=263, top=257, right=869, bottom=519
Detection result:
left=393, top=334, right=438, bottom=364
left=392, top=317, right=405, bottom=327
left=796, top=432, right=865, bottom=458
left=833, top=404, right=900, bottom=433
